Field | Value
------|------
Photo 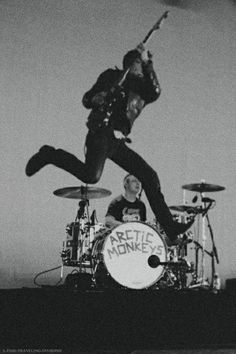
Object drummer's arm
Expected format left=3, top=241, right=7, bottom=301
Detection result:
left=105, top=215, right=122, bottom=228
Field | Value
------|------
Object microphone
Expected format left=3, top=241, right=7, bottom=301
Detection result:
left=202, top=197, right=215, bottom=203
left=192, top=195, right=198, bottom=203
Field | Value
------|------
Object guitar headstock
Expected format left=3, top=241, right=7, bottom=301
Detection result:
left=152, top=11, right=169, bottom=31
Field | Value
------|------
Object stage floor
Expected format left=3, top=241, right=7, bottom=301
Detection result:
left=0, top=287, right=235, bottom=351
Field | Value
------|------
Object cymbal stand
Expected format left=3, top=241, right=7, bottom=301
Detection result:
left=204, top=204, right=219, bottom=288
left=181, top=181, right=224, bottom=289
left=200, top=192, right=207, bottom=286
left=197, top=195, right=218, bottom=287
left=60, top=200, right=88, bottom=268
left=192, top=240, right=200, bottom=285
left=182, top=187, right=204, bottom=288
left=181, top=189, right=189, bottom=258
left=191, top=240, right=212, bottom=279
left=76, top=198, right=90, bottom=272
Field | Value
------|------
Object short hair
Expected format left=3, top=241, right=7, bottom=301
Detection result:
left=122, top=49, right=142, bottom=69
left=123, top=174, right=132, bottom=189
left=123, top=174, right=141, bottom=190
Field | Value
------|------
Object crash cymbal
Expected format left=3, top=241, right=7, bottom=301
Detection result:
left=53, top=186, right=112, bottom=199
left=182, top=183, right=225, bottom=193
left=169, top=205, right=199, bottom=213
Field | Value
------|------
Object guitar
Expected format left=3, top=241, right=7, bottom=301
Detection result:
left=98, top=11, right=170, bottom=130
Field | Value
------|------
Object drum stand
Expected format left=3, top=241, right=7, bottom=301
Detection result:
left=202, top=202, right=219, bottom=288
left=59, top=198, right=96, bottom=289
left=76, top=198, right=92, bottom=271
left=61, top=196, right=94, bottom=273
left=180, top=181, right=224, bottom=290
left=190, top=196, right=219, bottom=289
left=199, top=193, right=207, bottom=286
left=53, top=185, right=112, bottom=288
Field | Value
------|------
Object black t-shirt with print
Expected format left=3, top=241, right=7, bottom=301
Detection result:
left=106, top=195, right=146, bottom=223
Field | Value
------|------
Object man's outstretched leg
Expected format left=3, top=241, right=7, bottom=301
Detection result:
left=25, top=130, right=109, bottom=184
left=25, top=145, right=89, bottom=180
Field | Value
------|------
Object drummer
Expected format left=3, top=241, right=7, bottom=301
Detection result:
left=105, top=174, right=146, bottom=228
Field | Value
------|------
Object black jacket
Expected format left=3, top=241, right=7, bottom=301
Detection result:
left=83, top=61, right=161, bottom=136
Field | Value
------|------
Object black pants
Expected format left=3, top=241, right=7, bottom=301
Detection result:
left=52, top=128, right=175, bottom=237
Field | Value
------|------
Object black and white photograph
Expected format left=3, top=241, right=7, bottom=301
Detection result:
left=1, top=0, right=236, bottom=352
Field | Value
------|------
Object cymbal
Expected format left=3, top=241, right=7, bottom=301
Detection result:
left=53, top=186, right=112, bottom=199
left=169, top=205, right=199, bottom=213
left=182, top=183, right=225, bottom=193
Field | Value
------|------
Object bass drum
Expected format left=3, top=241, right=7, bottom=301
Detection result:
left=92, top=221, right=167, bottom=290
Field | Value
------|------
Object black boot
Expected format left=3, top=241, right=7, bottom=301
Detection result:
left=26, top=146, right=90, bottom=181
left=167, top=219, right=195, bottom=241
left=25, top=145, right=56, bottom=176
left=150, top=189, right=194, bottom=241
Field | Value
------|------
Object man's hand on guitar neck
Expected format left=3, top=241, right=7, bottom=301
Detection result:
left=136, top=42, right=153, bottom=63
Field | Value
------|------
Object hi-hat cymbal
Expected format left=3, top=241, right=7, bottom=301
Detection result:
left=53, top=186, right=112, bottom=199
left=182, top=183, right=225, bottom=193
left=169, top=205, right=199, bottom=213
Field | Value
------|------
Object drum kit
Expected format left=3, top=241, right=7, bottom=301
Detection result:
left=53, top=181, right=225, bottom=291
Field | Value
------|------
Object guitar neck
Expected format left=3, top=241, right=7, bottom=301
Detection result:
left=143, top=28, right=155, bottom=45
left=142, top=11, right=169, bottom=45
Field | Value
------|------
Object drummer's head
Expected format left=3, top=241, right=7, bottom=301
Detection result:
left=123, top=174, right=141, bottom=195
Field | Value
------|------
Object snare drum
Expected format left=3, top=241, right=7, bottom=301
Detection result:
left=92, top=221, right=167, bottom=289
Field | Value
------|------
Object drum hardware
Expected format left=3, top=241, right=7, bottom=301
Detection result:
left=61, top=249, right=71, bottom=265
left=182, top=181, right=225, bottom=290
left=196, top=193, right=219, bottom=289
left=147, top=254, right=191, bottom=268
left=170, top=204, right=218, bottom=217
left=168, top=259, right=193, bottom=290
left=189, top=240, right=210, bottom=287
left=53, top=185, right=112, bottom=288
left=150, top=255, right=193, bottom=290
left=169, top=195, right=201, bottom=289
left=146, top=232, right=195, bottom=290
left=60, top=217, right=195, bottom=291
left=169, top=205, right=200, bottom=214
left=147, top=216, right=194, bottom=289
left=53, top=181, right=224, bottom=292
left=63, top=270, right=93, bottom=290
